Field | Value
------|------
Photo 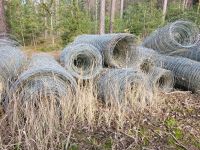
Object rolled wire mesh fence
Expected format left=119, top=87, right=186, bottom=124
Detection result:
left=60, top=43, right=103, bottom=79
left=148, top=67, right=174, bottom=93
left=168, top=43, right=200, bottom=61
left=156, top=55, right=200, bottom=92
left=5, top=53, right=77, bottom=107
left=0, top=44, right=26, bottom=103
left=129, top=47, right=174, bottom=93
left=135, top=46, right=200, bottom=92
left=95, top=68, right=153, bottom=105
left=74, top=33, right=137, bottom=67
left=0, top=33, right=20, bottom=46
left=142, top=20, right=199, bottom=54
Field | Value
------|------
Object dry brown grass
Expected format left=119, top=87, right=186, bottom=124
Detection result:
left=1, top=76, right=199, bottom=150
left=0, top=78, right=159, bottom=149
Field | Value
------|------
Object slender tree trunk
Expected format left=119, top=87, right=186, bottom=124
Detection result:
left=162, top=0, right=168, bottom=23
left=55, top=0, right=59, bottom=36
left=109, top=0, right=116, bottom=33
left=99, top=0, right=105, bottom=34
left=95, top=0, right=98, bottom=33
left=86, top=0, right=91, bottom=15
left=50, top=14, right=55, bottom=46
left=20, top=19, right=25, bottom=47
left=44, top=16, right=48, bottom=39
left=0, top=0, right=7, bottom=34
left=120, top=0, right=124, bottom=19
left=183, top=0, right=186, bottom=10
left=43, top=0, right=48, bottom=39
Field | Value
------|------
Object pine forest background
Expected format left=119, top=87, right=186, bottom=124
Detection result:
left=3, top=0, right=200, bottom=51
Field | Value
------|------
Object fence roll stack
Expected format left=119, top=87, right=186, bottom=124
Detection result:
left=2, top=20, right=200, bottom=110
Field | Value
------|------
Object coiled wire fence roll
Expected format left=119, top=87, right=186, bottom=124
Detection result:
left=6, top=53, right=77, bottom=105
left=149, top=67, right=174, bottom=92
left=0, top=33, right=20, bottom=46
left=74, top=33, right=136, bottom=67
left=126, top=46, right=174, bottom=92
left=135, top=46, right=200, bottom=92
left=0, top=44, right=26, bottom=103
left=168, top=43, right=200, bottom=61
left=95, top=68, right=152, bottom=104
left=60, top=43, right=103, bottom=79
left=156, top=55, right=200, bottom=92
left=142, top=20, right=199, bottom=54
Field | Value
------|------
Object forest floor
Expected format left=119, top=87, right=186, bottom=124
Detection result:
left=0, top=91, right=199, bottom=149
left=66, top=91, right=200, bottom=150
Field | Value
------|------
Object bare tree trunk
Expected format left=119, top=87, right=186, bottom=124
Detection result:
left=120, top=0, right=124, bottom=19
left=99, top=0, right=105, bottom=34
left=43, top=0, right=48, bottom=39
left=55, top=0, right=60, bottom=36
left=183, top=0, right=193, bottom=9
left=50, top=14, right=55, bottom=46
left=44, top=16, right=48, bottom=39
left=0, top=0, right=7, bottom=34
left=198, top=0, right=200, bottom=14
left=86, top=0, right=91, bottom=15
left=162, top=0, right=168, bottom=23
left=95, top=0, right=98, bottom=34
left=20, top=19, right=25, bottom=47
left=109, top=0, right=116, bottom=33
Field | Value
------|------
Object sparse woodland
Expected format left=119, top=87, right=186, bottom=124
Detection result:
left=0, top=0, right=199, bottom=50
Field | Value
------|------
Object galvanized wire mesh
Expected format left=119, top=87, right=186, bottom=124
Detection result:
left=156, top=55, right=200, bottom=92
left=135, top=46, right=200, bottom=92
left=149, top=67, right=174, bottom=92
left=60, top=43, right=103, bottom=79
left=96, top=68, right=151, bottom=104
left=168, top=43, right=200, bottom=61
left=74, top=33, right=136, bottom=67
left=0, top=45, right=26, bottom=103
left=0, top=33, right=20, bottom=46
left=142, top=20, right=199, bottom=54
left=6, top=53, right=77, bottom=105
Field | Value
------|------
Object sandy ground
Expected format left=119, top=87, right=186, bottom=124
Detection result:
left=24, top=49, right=61, bottom=60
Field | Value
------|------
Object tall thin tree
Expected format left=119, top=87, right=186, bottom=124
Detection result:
left=0, top=0, right=7, bottom=34
left=109, top=0, right=116, bottom=33
left=99, top=0, right=105, bottom=34
left=162, top=0, right=168, bottom=23
left=120, top=0, right=124, bottom=19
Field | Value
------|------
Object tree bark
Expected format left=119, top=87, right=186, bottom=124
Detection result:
left=162, top=0, right=168, bottom=23
left=95, top=0, right=98, bottom=33
left=197, top=0, right=200, bottom=14
left=99, top=0, right=105, bottom=34
left=50, top=14, right=55, bottom=46
left=120, top=0, right=124, bottom=19
left=0, top=0, right=7, bottom=34
left=109, top=0, right=116, bottom=33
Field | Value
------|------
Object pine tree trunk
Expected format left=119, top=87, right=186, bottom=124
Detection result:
left=50, top=14, right=55, bottom=46
left=109, top=0, right=116, bottom=33
left=120, top=0, right=124, bottom=19
left=95, top=0, right=98, bottom=33
left=0, top=0, right=7, bottom=34
left=43, top=0, right=48, bottom=39
left=86, top=0, right=91, bottom=15
left=99, top=0, right=105, bottom=34
left=44, top=16, right=48, bottom=39
left=162, top=0, right=168, bottom=23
